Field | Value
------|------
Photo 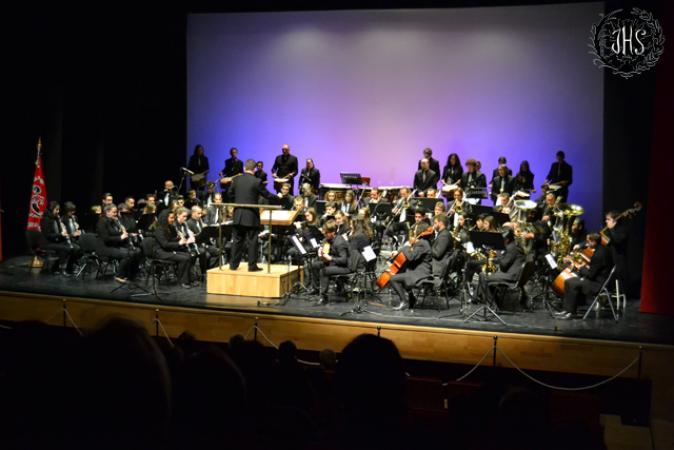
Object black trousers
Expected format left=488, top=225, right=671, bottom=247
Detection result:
left=155, top=249, right=193, bottom=284
left=230, top=225, right=259, bottom=269
left=41, top=242, right=81, bottom=272
left=563, top=277, right=601, bottom=314
left=99, top=246, right=141, bottom=279
left=390, top=272, right=419, bottom=305
left=310, top=260, right=351, bottom=294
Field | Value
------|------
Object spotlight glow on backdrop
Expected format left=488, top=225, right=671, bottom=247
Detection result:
left=188, top=3, right=604, bottom=227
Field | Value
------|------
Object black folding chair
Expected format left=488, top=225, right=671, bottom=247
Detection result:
left=582, top=266, right=619, bottom=321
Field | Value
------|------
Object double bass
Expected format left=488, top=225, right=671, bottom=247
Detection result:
left=600, top=202, right=642, bottom=246
left=376, top=226, right=433, bottom=288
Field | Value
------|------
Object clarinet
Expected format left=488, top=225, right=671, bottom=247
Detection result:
left=58, top=217, right=73, bottom=249
left=176, top=224, right=200, bottom=256
left=115, top=218, right=134, bottom=249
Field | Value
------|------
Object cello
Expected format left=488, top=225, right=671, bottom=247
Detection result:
left=376, top=226, right=433, bottom=289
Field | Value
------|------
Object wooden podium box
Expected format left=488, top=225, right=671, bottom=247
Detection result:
left=207, top=265, right=299, bottom=299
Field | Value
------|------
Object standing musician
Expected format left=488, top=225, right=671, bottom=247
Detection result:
left=254, top=161, right=268, bottom=186
left=187, top=144, right=210, bottom=192
left=544, top=150, right=573, bottom=202
left=271, top=144, right=299, bottom=195
left=158, top=180, right=178, bottom=212
left=413, top=158, right=439, bottom=195
left=418, top=148, right=441, bottom=178
left=490, top=156, right=512, bottom=180
left=309, top=219, right=352, bottom=305
left=97, top=204, right=141, bottom=283
left=603, top=210, right=629, bottom=296
left=300, top=158, right=321, bottom=193
left=228, top=159, right=275, bottom=272
left=442, top=153, right=463, bottom=185
left=490, top=164, right=514, bottom=205
left=554, top=233, right=611, bottom=319
left=153, top=209, right=197, bottom=289
left=40, top=201, right=81, bottom=275
left=389, top=229, right=433, bottom=311
left=62, top=201, right=83, bottom=243
left=461, top=159, right=487, bottom=202
left=513, top=160, right=535, bottom=193
left=220, top=147, right=244, bottom=197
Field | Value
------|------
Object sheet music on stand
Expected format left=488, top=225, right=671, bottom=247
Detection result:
left=361, top=245, right=377, bottom=262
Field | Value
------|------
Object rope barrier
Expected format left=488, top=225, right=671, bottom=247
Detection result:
left=496, top=347, right=639, bottom=391
left=153, top=318, right=175, bottom=348
left=452, top=347, right=493, bottom=382
left=62, top=305, right=84, bottom=337
left=250, top=324, right=321, bottom=367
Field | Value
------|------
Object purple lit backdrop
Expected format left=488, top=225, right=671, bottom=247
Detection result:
left=187, top=3, right=604, bottom=227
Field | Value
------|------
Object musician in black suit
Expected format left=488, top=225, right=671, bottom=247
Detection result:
left=300, top=183, right=318, bottom=209
left=418, top=148, right=441, bottom=179
left=490, top=164, right=515, bottom=205
left=461, top=159, right=487, bottom=202
left=603, top=211, right=629, bottom=296
left=228, top=159, right=275, bottom=271
left=390, top=230, right=433, bottom=310
left=309, top=220, right=352, bottom=305
left=199, top=181, right=217, bottom=208
left=153, top=209, right=196, bottom=288
left=545, top=150, right=573, bottom=202
left=220, top=147, right=244, bottom=197
left=490, top=156, right=513, bottom=180
left=62, top=201, right=83, bottom=243
left=413, top=159, right=439, bottom=195
left=271, top=144, right=299, bottom=195
left=513, top=160, right=535, bottom=193
left=442, top=153, right=463, bottom=185
left=96, top=204, right=141, bottom=283
left=187, top=144, right=210, bottom=192
left=40, top=201, right=81, bottom=275
left=555, top=233, right=611, bottom=319
left=431, top=214, right=452, bottom=278
left=480, top=228, right=526, bottom=305
left=158, top=180, right=178, bottom=212
left=300, top=158, right=321, bottom=193
left=254, top=161, right=268, bottom=186
left=275, top=183, right=295, bottom=210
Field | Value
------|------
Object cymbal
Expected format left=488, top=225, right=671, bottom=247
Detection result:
left=557, top=203, right=584, bottom=216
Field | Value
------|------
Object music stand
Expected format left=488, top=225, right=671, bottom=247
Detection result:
left=369, top=201, right=392, bottom=219
left=315, top=200, right=326, bottom=216
left=202, top=223, right=231, bottom=268
left=409, top=197, right=441, bottom=212
left=463, top=231, right=507, bottom=325
left=340, top=173, right=363, bottom=185
left=340, top=246, right=386, bottom=317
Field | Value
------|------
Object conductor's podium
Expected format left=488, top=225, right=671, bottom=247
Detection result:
left=207, top=265, right=300, bottom=299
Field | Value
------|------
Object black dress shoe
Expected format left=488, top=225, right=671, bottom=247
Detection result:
left=248, top=266, right=263, bottom=272
left=317, top=296, right=329, bottom=306
left=555, top=311, right=573, bottom=320
left=181, top=283, right=192, bottom=289
left=393, top=301, right=409, bottom=311
left=306, top=288, right=319, bottom=296
left=229, top=265, right=239, bottom=271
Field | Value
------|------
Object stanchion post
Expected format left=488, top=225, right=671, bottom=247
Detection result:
left=253, top=318, right=259, bottom=342
left=155, top=309, right=160, bottom=337
left=637, top=346, right=643, bottom=379
left=62, top=298, right=67, bottom=328
left=492, top=336, right=498, bottom=368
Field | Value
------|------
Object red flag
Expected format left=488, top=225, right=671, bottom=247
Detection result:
left=27, top=138, right=48, bottom=232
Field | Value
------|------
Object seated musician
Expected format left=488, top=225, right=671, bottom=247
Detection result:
left=490, top=164, right=514, bottom=205
left=187, top=205, right=219, bottom=276
left=494, top=193, right=511, bottom=214
left=309, top=220, right=352, bottom=305
left=292, top=196, right=306, bottom=214
left=153, top=209, right=197, bottom=289
left=447, top=188, right=469, bottom=229
left=62, top=201, right=83, bottom=243
left=389, top=229, right=433, bottom=311
left=413, top=208, right=431, bottom=234
left=426, top=188, right=438, bottom=199
left=205, top=192, right=226, bottom=225
left=97, top=204, right=141, bottom=283
left=480, top=215, right=499, bottom=232
left=365, top=188, right=381, bottom=205
left=479, top=228, right=525, bottom=299
left=570, top=218, right=587, bottom=250
left=200, top=181, right=217, bottom=207
left=301, top=183, right=317, bottom=209
left=431, top=214, right=452, bottom=278
left=555, top=233, right=611, bottom=319
left=413, top=158, right=439, bottom=194
left=118, top=202, right=138, bottom=234
left=40, top=201, right=82, bottom=275
left=385, top=187, right=414, bottom=246
left=276, top=183, right=294, bottom=210
left=321, top=202, right=338, bottom=227
left=433, top=201, right=446, bottom=219
left=341, top=190, right=359, bottom=215
left=185, top=189, right=202, bottom=209
left=124, top=197, right=138, bottom=220
left=335, top=210, right=351, bottom=236
left=347, top=218, right=374, bottom=272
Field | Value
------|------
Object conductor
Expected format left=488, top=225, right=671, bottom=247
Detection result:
left=229, top=159, right=275, bottom=272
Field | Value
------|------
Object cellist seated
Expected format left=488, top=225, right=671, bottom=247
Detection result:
left=389, top=229, right=433, bottom=311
